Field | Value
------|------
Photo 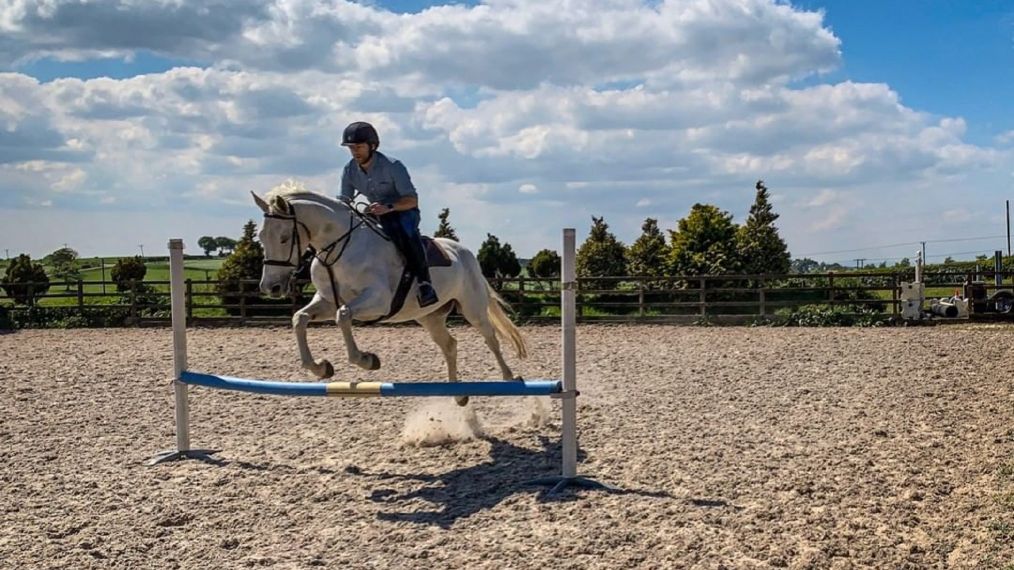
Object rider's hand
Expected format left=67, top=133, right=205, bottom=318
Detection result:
left=367, top=202, right=393, bottom=215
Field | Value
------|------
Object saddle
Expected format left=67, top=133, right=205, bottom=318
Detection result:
left=422, top=237, right=453, bottom=268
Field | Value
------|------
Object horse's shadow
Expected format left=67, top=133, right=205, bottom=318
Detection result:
left=347, top=435, right=671, bottom=528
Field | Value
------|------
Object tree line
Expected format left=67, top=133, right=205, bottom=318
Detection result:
left=8, top=179, right=992, bottom=308
left=439, top=180, right=793, bottom=281
left=0, top=180, right=793, bottom=304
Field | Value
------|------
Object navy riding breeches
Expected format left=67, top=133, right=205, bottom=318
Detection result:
left=378, top=208, right=432, bottom=284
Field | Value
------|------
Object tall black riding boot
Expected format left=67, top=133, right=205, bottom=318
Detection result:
left=405, top=237, right=439, bottom=307
left=380, top=211, right=439, bottom=308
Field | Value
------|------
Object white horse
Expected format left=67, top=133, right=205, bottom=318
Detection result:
left=251, top=182, right=527, bottom=405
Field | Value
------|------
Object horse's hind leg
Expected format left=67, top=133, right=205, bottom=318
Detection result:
left=293, top=293, right=337, bottom=378
left=417, top=304, right=466, bottom=405
left=459, top=297, right=516, bottom=381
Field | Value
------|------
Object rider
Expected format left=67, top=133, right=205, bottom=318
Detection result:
left=339, top=121, right=440, bottom=308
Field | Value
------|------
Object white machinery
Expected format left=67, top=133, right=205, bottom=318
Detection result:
left=899, top=250, right=970, bottom=321
left=929, top=296, right=969, bottom=318
left=899, top=251, right=926, bottom=321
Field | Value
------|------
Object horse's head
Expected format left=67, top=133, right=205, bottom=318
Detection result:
left=252, top=191, right=302, bottom=298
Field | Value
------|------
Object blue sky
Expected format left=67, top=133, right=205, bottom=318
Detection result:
left=792, top=0, right=1014, bottom=146
left=1, top=0, right=1012, bottom=265
left=17, top=51, right=202, bottom=83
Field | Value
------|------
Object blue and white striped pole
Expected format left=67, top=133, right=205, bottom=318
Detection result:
left=178, top=371, right=562, bottom=398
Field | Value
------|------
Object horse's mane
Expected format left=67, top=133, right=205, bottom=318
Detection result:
left=264, top=180, right=339, bottom=211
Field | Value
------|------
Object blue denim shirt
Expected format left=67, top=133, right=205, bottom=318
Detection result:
left=340, top=151, right=418, bottom=205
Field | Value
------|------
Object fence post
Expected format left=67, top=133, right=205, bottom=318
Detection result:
left=699, top=277, right=707, bottom=316
left=185, top=279, right=193, bottom=324
left=638, top=279, right=645, bottom=317
left=240, top=284, right=247, bottom=320
left=130, top=280, right=138, bottom=324
left=891, top=273, right=899, bottom=316
left=827, top=272, right=835, bottom=305
left=517, top=277, right=525, bottom=311
left=575, top=278, right=582, bottom=322
left=758, top=286, right=766, bottom=316
left=77, top=279, right=84, bottom=314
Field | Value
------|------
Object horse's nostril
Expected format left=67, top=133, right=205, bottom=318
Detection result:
left=271, top=284, right=282, bottom=296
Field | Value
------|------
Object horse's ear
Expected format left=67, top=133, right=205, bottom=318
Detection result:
left=252, top=192, right=270, bottom=213
left=271, top=195, right=288, bottom=213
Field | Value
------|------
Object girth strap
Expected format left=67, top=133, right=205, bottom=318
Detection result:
left=352, top=267, right=416, bottom=325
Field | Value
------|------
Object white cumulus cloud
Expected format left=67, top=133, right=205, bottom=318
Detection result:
left=0, top=0, right=1010, bottom=260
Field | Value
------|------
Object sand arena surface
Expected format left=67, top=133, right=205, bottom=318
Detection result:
left=1, top=324, right=1013, bottom=569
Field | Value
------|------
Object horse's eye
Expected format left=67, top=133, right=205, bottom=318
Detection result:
left=280, top=236, right=289, bottom=244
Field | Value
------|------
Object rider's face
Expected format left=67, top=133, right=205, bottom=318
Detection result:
left=347, top=142, right=372, bottom=165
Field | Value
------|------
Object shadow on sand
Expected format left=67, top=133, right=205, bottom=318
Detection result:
left=346, top=435, right=673, bottom=529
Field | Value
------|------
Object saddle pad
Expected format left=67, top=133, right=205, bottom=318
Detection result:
left=422, top=237, right=453, bottom=267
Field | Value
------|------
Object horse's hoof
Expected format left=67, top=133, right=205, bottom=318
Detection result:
left=365, top=353, right=381, bottom=371
left=455, top=396, right=469, bottom=407
left=512, top=375, right=524, bottom=381
left=318, top=360, right=335, bottom=379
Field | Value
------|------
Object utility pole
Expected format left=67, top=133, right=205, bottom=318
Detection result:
left=1007, top=199, right=1010, bottom=257
left=138, top=244, right=145, bottom=258
left=3, top=249, right=8, bottom=260
left=920, top=241, right=926, bottom=268
left=855, top=258, right=866, bottom=269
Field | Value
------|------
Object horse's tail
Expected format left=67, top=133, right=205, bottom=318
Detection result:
left=485, top=281, right=529, bottom=360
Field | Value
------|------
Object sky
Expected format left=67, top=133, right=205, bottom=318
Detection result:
left=1, top=0, right=1013, bottom=266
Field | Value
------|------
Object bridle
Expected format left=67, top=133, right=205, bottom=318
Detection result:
left=262, top=196, right=391, bottom=303
left=262, top=200, right=311, bottom=270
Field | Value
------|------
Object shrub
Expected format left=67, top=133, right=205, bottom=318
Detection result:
left=15, top=305, right=134, bottom=328
left=2, top=254, right=49, bottom=305
left=53, top=314, right=91, bottom=329
left=111, top=257, right=147, bottom=292
left=123, top=283, right=169, bottom=320
left=528, top=249, right=561, bottom=279
left=477, top=233, right=521, bottom=279
left=769, top=304, right=888, bottom=327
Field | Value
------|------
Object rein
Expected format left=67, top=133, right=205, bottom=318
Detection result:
left=263, top=196, right=392, bottom=306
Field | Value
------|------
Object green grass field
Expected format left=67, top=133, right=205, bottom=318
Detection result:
left=1, top=258, right=227, bottom=310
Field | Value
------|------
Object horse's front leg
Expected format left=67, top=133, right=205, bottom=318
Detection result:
left=293, top=293, right=337, bottom=378
left=336, top=295, right=386, bottom=371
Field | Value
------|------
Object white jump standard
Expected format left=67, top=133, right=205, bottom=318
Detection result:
left=149, top=229, right=611, bottom=493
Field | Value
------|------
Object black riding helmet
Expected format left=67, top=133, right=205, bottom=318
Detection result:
left=342, top=121, right=380, bottom=148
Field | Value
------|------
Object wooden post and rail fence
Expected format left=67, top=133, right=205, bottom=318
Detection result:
left=2, top=268, right=1011, bottom=326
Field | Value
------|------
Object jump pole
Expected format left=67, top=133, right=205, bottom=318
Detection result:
left=148, top=231, right=613, bottom=492
left=526, top=228, right=612, bottom=492
left=148, top=239, right=218, bottom=464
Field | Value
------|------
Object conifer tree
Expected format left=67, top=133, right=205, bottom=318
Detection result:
left=626, top=218, right=669, bottom=278
left=576, top=216, right=627, bottom=287
left=217, top=220, right=265, bottom=315
left=433, top=208, right=459, bottom=241
left=668, top=204, right=740, bottom=276
left=477, top=233, right=521, bottom=279
left=736, top=180, right=791, bottom=275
